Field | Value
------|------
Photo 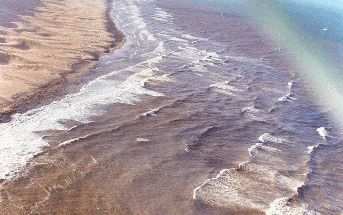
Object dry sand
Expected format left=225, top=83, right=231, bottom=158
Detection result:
left=0, top=0, right=123, bottom=116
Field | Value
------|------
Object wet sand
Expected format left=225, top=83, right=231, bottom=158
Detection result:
left=0, top=1, right=290, bottom=214
left=0, top=0, right=124, bottom=117
left=0, top=0, right=341, bottom=214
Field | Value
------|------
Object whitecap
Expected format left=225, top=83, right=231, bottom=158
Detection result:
left=0, top=0, right=168, bottom=180
left=278, top=81, right=296, bottom=102
left=182, top=34, right=208, bottom=42
left=241, top=106, right=261, bottom=114
left=307, top=144, right=319, bottom=154
left=136, top=138, right=150, bottom=142
left=248, top=143, right=281, bottom=156
left=210, top=81, right=243, bottom=95
left=258, top=133, right=286, bottom=144
left=142, top=108, right=160, bottom=117
left=266, top=197, right=320, bottom=215
left=316, top=127, right=330, bottom=140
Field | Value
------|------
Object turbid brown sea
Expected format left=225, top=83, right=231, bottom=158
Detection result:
left=0, top=0, right=342, bottom=215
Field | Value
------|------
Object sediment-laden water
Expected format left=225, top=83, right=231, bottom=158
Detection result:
left=0, top=0, right=342, bottom=214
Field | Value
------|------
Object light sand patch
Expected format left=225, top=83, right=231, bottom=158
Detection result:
left=0, top=0, right=117, bottom=114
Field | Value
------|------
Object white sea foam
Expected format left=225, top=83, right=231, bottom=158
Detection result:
left=193, top=131, right=307, bottom=213
left=115, top=0, right=156, bottom=42
left=192, top=122, right=310, bottom=212
left=307, top=127, right=332, bottom=154
left=199, top=50, right=221, bottom=61
left=241, top=106, right=266, bottom=121
left=0, top=63, right=164, bottom=180
left=193, top=129, right=300, bottom=211
left=175, top=45, right=202, bottom=62
left=193, top=167, right=269, bottom=210
left=242, top=106, right=261, bottom=114
left=316, top=127, right=330, bottom=140
left=210, top=81, right=243, bottom=95
left=139, top=30, right=156, bottom=41
left=258, top=133, right=286, bottom=144
left=59, top=138, right=81, bottom=147
left=173, top=44, right=225, bottom=75
left=248, top=143, right=280, bottom=156
left=142, top=108, right=160, bottom=117
left=267, top=198, right=320, bottom=215
left=136, top=138, right=150, bottom=142
left=182, top=34, right=208, bottom=42
left=278, top=81, right=296, bottom=102
left=156, top=32, right=186, bottom=42
left=193, top=157, right=305, bottom=211
left=307, top=144, right=319, bottom=154
left=197, top=50, right=223, bottom=67
left=288, top=81, right=294, bottom=89
left=278, top=95, right=297, bottom=102
left=153, top=7, right=173, bottom=22
left=0, top=0, right=170, bottom=180
left=238, top=161, right=250, bottom=170
left=184, top=147, right=191, bottom=152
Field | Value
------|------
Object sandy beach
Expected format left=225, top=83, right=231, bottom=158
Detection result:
left=0, top=0, right=123, bottom=117
left=0, top=0, right=294, bottom=214
left=0, top=0, right=341, bottom=214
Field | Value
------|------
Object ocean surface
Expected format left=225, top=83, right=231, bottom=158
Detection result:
left=0, top=0, right=342, bottom=214
left=189, top=0, right=343, bottom=43
left=189, top=0, right=343, bottom=87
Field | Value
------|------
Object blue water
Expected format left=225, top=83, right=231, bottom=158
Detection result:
left=281, top=1, right=343, bottom=44
left=190, top=0, right=343, bottom=43
left=187, top=0, right=343, bottom=93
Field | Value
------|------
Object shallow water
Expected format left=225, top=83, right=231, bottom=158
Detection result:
left=0, top=0, right=342, bottom=214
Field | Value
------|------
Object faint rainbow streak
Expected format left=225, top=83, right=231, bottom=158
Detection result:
left=248, top=0, right=343, bottom=131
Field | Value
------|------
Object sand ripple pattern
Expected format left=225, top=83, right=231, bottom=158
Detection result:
left=0, top=0, right=114, bottom=112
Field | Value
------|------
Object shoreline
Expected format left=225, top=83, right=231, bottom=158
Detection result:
left=1, top=0, right=340, bottom=214
left=0, top=0, right=291, bottom=214
left=0, top=0, right=125, bottom=122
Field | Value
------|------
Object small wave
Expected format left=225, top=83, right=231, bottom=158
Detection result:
left=0, top=0, right=169, bottom=180
left=248, top=143, right=281, bottom=157
left=136, top=138, right=150, bottom=142
left=142, top=108, right=161, bottom=117
left=278, top=81, right=296, bottom=102
left=267, top=197, right=320, bottom=215
left=241, top=106, right=268, bottom=122
left=278, top=95, right=297, bottom=102
left=241, top=106, right=261, bottom=114
left=148, top=73, right=175, bottom=83
left=184, top=147, right=191, bottom=153
left=157, top=32, right=186, bottom=42
left=316, top=127, right=331, bottom=140
left=185, top=126, right=220, bottom=151
left=181, top=34, right=208, bottom=42
left=193, top=129, right=307, bottom=212
left=59, top=136, right=86, bottom=147
left=173, top=44, right=226, bottom=75
left=139, top=30, right=156, bottom=41
left=258, top=133, right=287, bottom=144
left=198, top=54, right=223, bottom=67
left=152, top=7, right=173, bottom=22
left=210, top=81, right=243, bottom=95
left=175, top=45, right=203, bottom=62
left=307, top=144, right=320, bottom=155
left=193, top=167, right=269, bottom=210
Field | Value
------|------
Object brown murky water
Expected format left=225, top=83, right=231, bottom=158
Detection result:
left=0, top=0, right=342, bottom=214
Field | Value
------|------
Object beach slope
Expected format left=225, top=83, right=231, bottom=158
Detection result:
left=0, top=0, right=122, bottom=116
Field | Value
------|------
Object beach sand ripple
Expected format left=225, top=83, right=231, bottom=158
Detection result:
left=0, top=0, right=117, bottom=114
